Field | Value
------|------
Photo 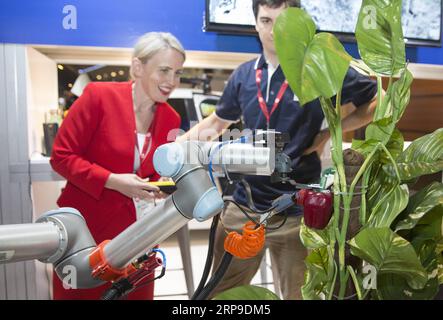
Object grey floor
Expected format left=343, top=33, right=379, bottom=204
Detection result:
left=153, top=229, right=278, bottom=300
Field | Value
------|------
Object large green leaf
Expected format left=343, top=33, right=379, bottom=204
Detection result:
left=382, top=128, right=404, bottom=162
left=438, top=253, right=443, bottom=285
left=354, top=129, right=404, bottom=165
left=274, top=8, right=352, bottom=105
left=356, top=136, right=405, bottom=224
left=366, top=69, right=412, bottom=144
left=355, top=0, right=405, bottom=76
left=407, top=207, right=443, bottom=250
left=300, top=220, right=330, bottom=250
left=367, top=0, right=393, bottom=8
left=350, top=59, right=377, bottom=77
left=352, top=138, right=378, bottom=157
left=391, top=68, right=413, bottom=122
left=377, top=241, right=440, bottom=300
left=365, top=117, right=396, bottom=146
left=301, top=247, right=329, bottom=300
left=370, top=68, right=412, bottom=122
left=348, top=227, right=428, bottom=290
left=377, top=268, right=438, bottom=300
left=319, top=97, right=341, bottom=165
left=372, top=82, right=394, bottom=122
left=384, top=128, right=443, bottom=181
left=212, top=285, right=280, bottom=300
left=395, top=182, right=443, bottom=232
left=367, top=163, right=399, bottom=216
left=367, top=184, right=409, bottom=228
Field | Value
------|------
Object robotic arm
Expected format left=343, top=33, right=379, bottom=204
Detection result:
left=0, top=131, right=293, bottom=292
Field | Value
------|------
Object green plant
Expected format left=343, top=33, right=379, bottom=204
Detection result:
left=213, top=0, right=443, bottom=301
left=212, top=285, right=280, bottom=300
left=272, top=0, right=443, bottom=300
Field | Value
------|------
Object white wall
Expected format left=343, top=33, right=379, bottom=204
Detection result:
left=26, top=47, right=58, bottom=156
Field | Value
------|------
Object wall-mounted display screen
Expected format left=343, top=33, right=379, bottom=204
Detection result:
left=204, top=0, right=442, bottom=47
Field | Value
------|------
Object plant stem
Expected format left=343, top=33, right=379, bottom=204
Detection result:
left=380, top=144, right=401, bottom=182
left=359, top=167, right=371, bottom=225
left=319, top=95, right=350, bottom=299
left=338, top=269, right=350, bottom=299
left=347, top=265, right=362, bottom=300
left=362, top=288, right=372, bottom=300
left=376, top=76, right=383, bottom=109
left=332, top=92, right=354, bottom=300
left=349, top=144, right=380, bottom=194
left=327, top=248, right=337, bottom=300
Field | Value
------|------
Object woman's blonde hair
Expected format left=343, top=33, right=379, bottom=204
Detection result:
left=130, top=32, right=186, bottom=77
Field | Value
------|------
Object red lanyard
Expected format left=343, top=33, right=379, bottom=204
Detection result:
left=255, top=68, right=288, bottom=128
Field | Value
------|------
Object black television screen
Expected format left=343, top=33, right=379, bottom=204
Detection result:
left=204, top=0, right=442, bottom=47
left=206, top=0, right=257, bottom=34
left=303, top=0, right=442, bottom=46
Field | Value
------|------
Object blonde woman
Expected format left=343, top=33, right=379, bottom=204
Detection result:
left=50, top=32, right=185, bottom=300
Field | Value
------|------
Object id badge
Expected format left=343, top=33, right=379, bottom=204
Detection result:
left=133, top=198, right=165, bottom=220
left=133, top=198, right=155, bottom=220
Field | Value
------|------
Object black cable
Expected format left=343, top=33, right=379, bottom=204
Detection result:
left=191, top=180, right=265, bottom=300
left=239, top=179, right=276, bottom=214
left=240, top=178, right=258, bottom=211
left=223, top=177, right=276, bottom=214
left=223, top=199, right=260, bottom=226
left=101, top=278, right=133, bottom=300
left=101, top=250, right=167, bottom=300
left=189, top=176, right=230, bottom=299
left=128, top=267, right=166, bottom=294
left=101, top=266, right=166, bottom=300
left=191, top=214, right=220, bottom=300
left=221, top=177, right=232, bottom=198
left=193, top=252, right=233, bottom=300
left=189, top=180, right=287, bottom=300
left=264, top=211, right=288, bottom=230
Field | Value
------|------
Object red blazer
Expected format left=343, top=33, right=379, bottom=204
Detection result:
left=50, top=81, right=180, bottom=300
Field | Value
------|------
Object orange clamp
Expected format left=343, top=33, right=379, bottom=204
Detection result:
left=89, top=240, right=136, bottom=282
left=224, top=221, right=265, bottom=259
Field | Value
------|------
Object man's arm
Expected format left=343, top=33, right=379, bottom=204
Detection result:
left=303, top=94, right=379, bottom=155
left=340, top=96, right=378, bottom=133
left=176, top=112, right=233, bottom=142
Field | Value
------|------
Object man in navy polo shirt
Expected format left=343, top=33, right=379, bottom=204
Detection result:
left=179, top=0, right=377, bottom=299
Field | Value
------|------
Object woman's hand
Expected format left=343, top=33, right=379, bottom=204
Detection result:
left=155, top=176, right=173, bottom=199
left=105, top=173, right=160, bottom=200
left=158, top=176, right=172, bottom=182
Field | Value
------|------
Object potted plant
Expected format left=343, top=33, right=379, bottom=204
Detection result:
left=214, top=0, right=443, bottom=300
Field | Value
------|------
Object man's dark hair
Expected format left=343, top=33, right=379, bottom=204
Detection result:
left=252, top=0, right=300, bottom=20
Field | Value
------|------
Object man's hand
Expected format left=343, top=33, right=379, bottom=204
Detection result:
left=303, top=129, right=330, bottom=156
left=105, top=173, right=160, bottom=200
